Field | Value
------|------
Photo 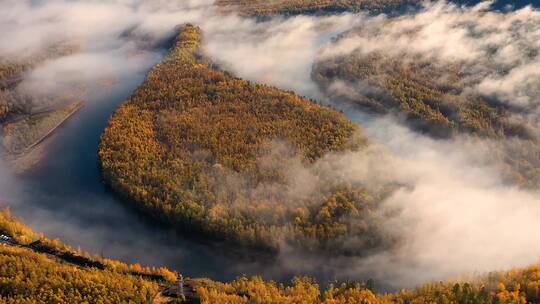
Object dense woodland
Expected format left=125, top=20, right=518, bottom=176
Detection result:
left=3, top=207, right=540, bottom=304
left=312, top=36, right=540, bottom=188
left=0, top=246, right=160, bottom=304
left=215, top=0, right=420, bottom=16
left=195, top=267, right=540, bottom=304
left=313, top=53, right=530, bottom=139
left=0, top=208, right=177, bottom=304
left=98, top=25, right=398, bottom=253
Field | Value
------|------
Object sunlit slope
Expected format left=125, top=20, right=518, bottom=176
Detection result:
left=215, top=0, right=420, bottom=15
left=98, top=25, right=386, bottom=252
left=194, top=269, right=540, bottom=304
left=4, top=206, right=540, bottom=304
left=0, top=208, right=177, bottom=304
left=0, top=246, right=159, bottom=303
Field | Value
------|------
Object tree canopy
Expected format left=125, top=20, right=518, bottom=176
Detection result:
left=98, top=25, right=392, bottom=253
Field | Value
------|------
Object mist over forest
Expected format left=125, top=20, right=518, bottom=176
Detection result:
left=1, top=0, right=540, bottom=302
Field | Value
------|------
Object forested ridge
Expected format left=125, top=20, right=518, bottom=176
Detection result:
left=194, top=267, right=540, bottom=304
left=0, top=208, right=178, bottom=304
left=312, top=32, right=540, bottom=188
left=4, top=205, right=540, bottom=304
left=313, top=53, right=529, bottom=139
left=97, top=24, right=396, bottom=253
left=215, top=0, right=420, bottom=16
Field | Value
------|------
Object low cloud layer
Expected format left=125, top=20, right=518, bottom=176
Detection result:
left=279, top=118, right=540, bottom=288
left=198, top=0, right=540, bottom=288
left=1, top=0, right=540, bottom=291
left=318, top=1, right=540, bottom=117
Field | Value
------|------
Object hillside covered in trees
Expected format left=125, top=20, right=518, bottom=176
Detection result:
left=312, top=13, right=540, bottom=188
left=0, top=208, right=179, bottom=304
left=3, top=205, right=540, bottom=304
left=195, top=269, right=540, bottom=304
left=215, top=0, right=420, bottom=16
left=313, top=50, right=530, bottom=140
left=97, top=25, right=399, bottom=254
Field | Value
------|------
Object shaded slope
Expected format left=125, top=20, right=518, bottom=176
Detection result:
left=312, top=8, right=540, bottom=187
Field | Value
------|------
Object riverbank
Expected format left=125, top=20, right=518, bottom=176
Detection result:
left=2, top=101, right=85, bottom=174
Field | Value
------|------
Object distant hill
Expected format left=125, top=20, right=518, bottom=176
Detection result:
left=0, top=44, right=79, bottom=124
left=312, top=19, right=540, bottom=188
left=215, top=0, right=421, bottom=16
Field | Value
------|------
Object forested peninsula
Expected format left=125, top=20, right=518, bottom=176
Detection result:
left=97, top=25, right=398, bottom=254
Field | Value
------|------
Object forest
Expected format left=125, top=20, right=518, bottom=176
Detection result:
left=313, top=52, right=530, bottom=139
left=195, top=270, right=540, bottom=304
left=215, top=0, right=420, bottom=16
left=312, top=27, right=540, bottom=188
left=3, top=206, right=540, bottom=304
left=3, top=1, right=540, bottom=303
left=0, top=207, right=179, bottom=304
left=97, top=24, right=400, bottom=254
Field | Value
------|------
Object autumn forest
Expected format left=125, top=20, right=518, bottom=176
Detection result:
left=1, top=0, right=540, bottom=303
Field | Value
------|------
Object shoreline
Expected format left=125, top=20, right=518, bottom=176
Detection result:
left=3, top=101, right=85, bottom=174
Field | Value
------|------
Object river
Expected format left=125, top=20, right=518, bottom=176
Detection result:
left=4, top=71, right=264, bottom=282
left=1, top=0, right=538, bottom=289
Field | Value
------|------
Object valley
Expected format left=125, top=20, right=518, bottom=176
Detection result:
left=1, top=0, right=540, bottom=303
